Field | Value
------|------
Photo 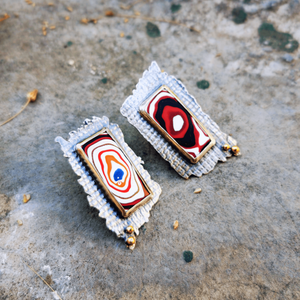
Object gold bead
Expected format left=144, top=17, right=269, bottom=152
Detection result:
left=126, top=225, right=134, bottom=234
left=231, top=145, right=240, bottom=155
left=223, top=144, right=230, bottom=151
left=126, top=236, right=136, bottom=246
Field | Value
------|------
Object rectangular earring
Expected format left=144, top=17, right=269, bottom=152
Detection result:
left=55, top=116, right=161, bottom=249
left=121, top=61, right=240, bottom=179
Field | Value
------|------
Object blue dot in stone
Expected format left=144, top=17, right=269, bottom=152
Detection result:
left=114, top=168, right=124, bottom=182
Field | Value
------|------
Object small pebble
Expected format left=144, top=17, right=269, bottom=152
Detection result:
left=171, top=4, right=181, bottom=13
left=258, top=23, right=299, bottom=53
left=232, top=7, right=247, bottom=24
left=68, top=60, right=75, bottom=66
left=50, top=25, right=55, bottom=30
left=197, top=80, right=209, bottom=90
left=101, top=77, right=107, bottom=84
left=81, top=18, right=88, bottom=24
left=105, top=11, right=114, bottom=17
left=65, top=16, right=70, bottom=21
left=23, top=194, right=31, bottom=203
left=173, top=220, right=179, bottom=230
left=282, top=53, right=294, bottom=62
left=285, top=43, right=292, bottom=49
left=17, top=220, right=23, bottom=226
left=183, top=251, right=193, bottom=263
left=194, top=188, right=202, bottom=194
left=146, top=22, right=161, bottom=38
left=67, top=6, right=73, bottom=12
left=124, top=18, right=129, bottom=23
left=120, top=32, right=125, bottom=38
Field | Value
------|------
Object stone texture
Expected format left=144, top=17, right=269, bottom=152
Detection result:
left=0, top=0, right=300, bottom=299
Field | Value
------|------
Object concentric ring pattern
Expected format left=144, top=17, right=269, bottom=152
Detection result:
left=80, top=133, right=150, bottom=211
left=145, top=88, right=211, bottom=159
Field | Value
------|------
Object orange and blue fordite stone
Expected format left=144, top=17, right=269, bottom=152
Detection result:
left=76, top=129, right=151, bottom=216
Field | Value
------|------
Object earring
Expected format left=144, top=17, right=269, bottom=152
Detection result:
left=121, top=61, right=240, bottom=179
left=55, top=116, right=161, bottom=249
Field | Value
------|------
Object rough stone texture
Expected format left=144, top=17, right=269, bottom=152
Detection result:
left=0, top=0, right=300, bottom=299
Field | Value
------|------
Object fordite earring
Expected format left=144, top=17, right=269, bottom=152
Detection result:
left=55, top=117, right=161, bottom=249
left=121, top=62, right=240, bottom=179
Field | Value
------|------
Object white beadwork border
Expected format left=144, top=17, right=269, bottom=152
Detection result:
left=55, top=116, right=161, bottom=242
left=121, top=61, right=238, bottom=179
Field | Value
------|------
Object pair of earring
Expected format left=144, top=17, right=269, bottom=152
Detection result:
left=55, top=62, right=240, bottom=250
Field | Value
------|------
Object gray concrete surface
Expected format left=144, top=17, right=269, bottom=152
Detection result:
left=1, top=0, right=300, bottom=299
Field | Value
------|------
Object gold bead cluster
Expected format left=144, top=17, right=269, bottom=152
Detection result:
left=125, top=225, right=136, bottom=248
left=222, top=144, right=240, bottom=156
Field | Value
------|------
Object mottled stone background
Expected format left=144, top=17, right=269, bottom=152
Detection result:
left=1, top=0, right=300, bottom=299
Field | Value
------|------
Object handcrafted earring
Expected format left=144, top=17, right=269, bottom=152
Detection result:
left=121, top=62, right=240, bottom=179
left=55, top=116, right=161, bottom=249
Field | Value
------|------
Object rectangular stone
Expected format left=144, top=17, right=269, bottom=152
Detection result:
left=139, top=85, right=216, bottom=164
left=76, top=128, right=153, bottom=218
